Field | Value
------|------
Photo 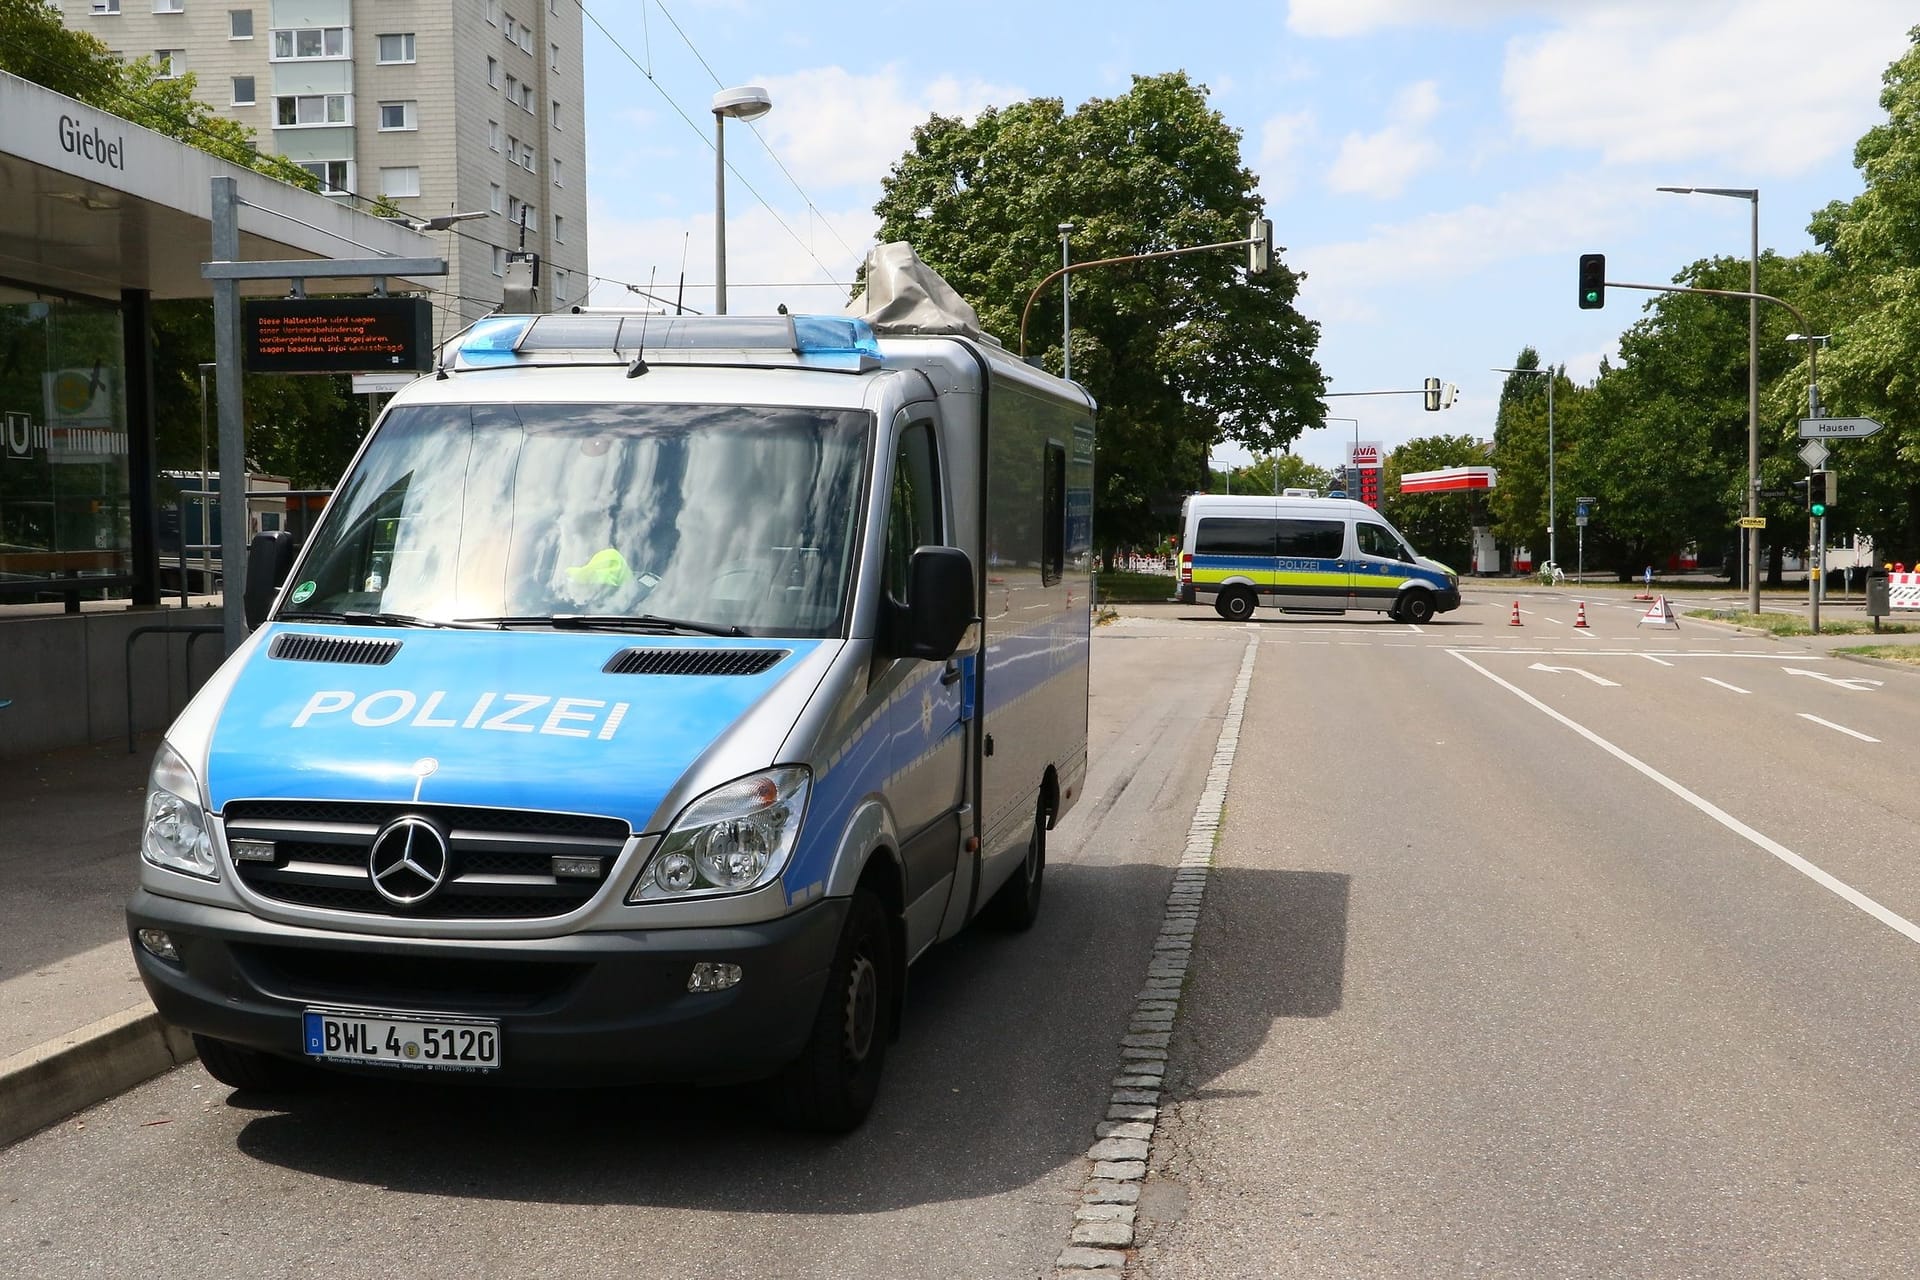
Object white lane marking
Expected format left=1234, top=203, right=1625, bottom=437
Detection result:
left=1450, top=650, right=1920, bottom=948
left=1702, top=677, right=1751, bottom=694
left=1785, top=667, right=1882, bottom=691
left=1528, top=662, right=1620, bottom=686
left=1407, top=622, right=1426, bottom=635
left=1448, top=648, right=1825, bottom=659
left=1640, top=654, right=1676, bottom=666
left=1799, top=713, right=1880, bottom=743
left=1543, top=616, right=1566, bottom=626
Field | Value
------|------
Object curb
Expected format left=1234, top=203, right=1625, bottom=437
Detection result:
left=0, top=1004, right=196, bottom=1147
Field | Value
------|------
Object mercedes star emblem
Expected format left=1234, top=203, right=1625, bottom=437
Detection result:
left=368, top=816, right=450, bottom=906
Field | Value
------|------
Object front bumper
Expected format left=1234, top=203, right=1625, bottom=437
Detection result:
left=127, top=888, right=845, bottom=1085
left=1436, top=585, right=1462, bottom=613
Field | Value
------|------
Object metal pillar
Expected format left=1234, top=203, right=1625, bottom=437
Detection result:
left=121, top=287, right=160, bottom=607
left=209, top=177, right=248, bottom=650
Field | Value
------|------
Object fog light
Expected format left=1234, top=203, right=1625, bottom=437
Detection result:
left=137, top=928, right=179, bottom=961
left=687, top=961, right=742, bottom=993
left=230, top=838, right=276, bottom=864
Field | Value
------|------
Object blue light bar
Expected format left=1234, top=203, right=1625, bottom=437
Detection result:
left=456, top=315, right=534, bottom=366
left=792, top=315, right=880, bottom=358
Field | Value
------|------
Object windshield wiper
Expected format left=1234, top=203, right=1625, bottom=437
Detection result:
left=279, top=610, right=479, bottom=630
left=459, top=613, right=746, bottom=637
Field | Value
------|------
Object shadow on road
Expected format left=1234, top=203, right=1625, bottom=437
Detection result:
left=221, top=860, right=1352, bottom=1214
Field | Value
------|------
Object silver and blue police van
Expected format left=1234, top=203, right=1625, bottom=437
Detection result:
left=126, top=247, right=1095, bottom=1130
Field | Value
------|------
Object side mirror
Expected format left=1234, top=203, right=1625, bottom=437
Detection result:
left=900, top=546, right=975, bottom=660
left=243, top=531, right=297, bottom=630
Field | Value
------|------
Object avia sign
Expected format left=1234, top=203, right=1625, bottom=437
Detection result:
left=1347, top=441, right=1384, bottom=470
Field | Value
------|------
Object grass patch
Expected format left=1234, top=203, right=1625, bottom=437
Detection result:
left=1835, top=644, right=1920, bottom=665
left=1687, top=609, right=1917, bottom=636
left=1095, top=570, right=1176, bottom=604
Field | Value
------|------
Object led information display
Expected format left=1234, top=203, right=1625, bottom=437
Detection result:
left=244, top=298, right=434, bottom=374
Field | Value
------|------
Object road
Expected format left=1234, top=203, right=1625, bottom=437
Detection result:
left=7, top=595, right=1920, bottom=1277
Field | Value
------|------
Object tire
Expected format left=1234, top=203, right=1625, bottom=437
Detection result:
left=1214, top=587, right=1256, bottom=621
left=1400, top=590, right=1436, bottom=625
left=778, top=889, right=894, bottom=1133
left=193, top=1034, right=313, bottom=1092
left=984, top=808, right=1047, bottom=932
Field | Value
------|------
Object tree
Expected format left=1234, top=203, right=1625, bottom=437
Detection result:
left=872, top=72, right=1324, bottom=556
left=1805, top=24, right=1920, bottom=564
left=1381, top=435, right=1485, bottom=571
left=1211, top=453, right=1331, bottom=496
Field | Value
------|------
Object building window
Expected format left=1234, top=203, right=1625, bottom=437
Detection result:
left=299, top=159, right=352, bottom=194
left=485, top=0, right=498, bottom=23
left=152, top=0, right=183, bottom=12
left=271, top=26, right=347, bottom=59
left=549, top=42, right=558, bottom=71
left=274, top=93, right=350, bottom=127
left=553, top=214, right=564, bottom=243
left=491, top=246, right=505, bottom=277
left=553, top=267, right=567, bottom=301
left=489, top=183, right=501, bottom=214
left=519, top=83, right=533, bottom=113
left=90, top=0, right=120, bottom=14
left=506, top=195, right=521, bottom=223
left=230, top=75, right=254, bottom=105
left=506, top=135, right=519, bottom=164
left=376, top=33, right=415, bottom=64
left=487, top=57, right=499, bottom=88
left=551, top=156, right=561, bottom=187
left=153, top=49, right=185, bottom=77
left=378, top=100, right=416, bottom=131
left=228, top=9, right=252, bottom=38
left=550, top=99, right=560, bottom=128
left=488, top=119, right=500, bottom=151
left=504, top=73, right=517, bottom=101
left=503, top=14, right=516, bottom=43
left=379, top=167, right=420, bottom=199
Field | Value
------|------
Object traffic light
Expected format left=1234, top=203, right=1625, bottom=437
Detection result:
left=1578, top=253, right=1606, bottom=309
left=1809, top=470, right=1835, bottom=517
left=1248, top=217, right=1274, bottom=275
left=1423, top=376, right=1441, bottom=411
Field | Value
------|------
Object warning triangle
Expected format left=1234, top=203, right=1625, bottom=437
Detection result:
left=1636, top=594, right=1679, bottom=629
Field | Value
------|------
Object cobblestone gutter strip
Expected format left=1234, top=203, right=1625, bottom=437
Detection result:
left=1055, top=633, right=1258, bottom=1275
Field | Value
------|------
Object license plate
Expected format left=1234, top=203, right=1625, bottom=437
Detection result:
left=302, top=1009, right=500, bottom=1072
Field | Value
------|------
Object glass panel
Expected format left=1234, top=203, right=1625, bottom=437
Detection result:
left=231, top=76, right=253, bottom=104
left=1276, top=518, right=1346, bottom=559
left=272, top=29, right=291, bottom=58
left=289, top=404, right=871, bottom=637
left=1195, top=518, right=1275, bottom=558
left=0, top=289, right=132, bottom=595
left=323, top=27, right=344, bottom=57
left=884, top=422, right=940, bottom=604
left=229, top=10, right=252, bottom=37
left=295, top=28, right=321, bottom=57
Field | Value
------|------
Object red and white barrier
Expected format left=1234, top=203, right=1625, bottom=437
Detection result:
left=1891, top=572, right=1920, bottom=610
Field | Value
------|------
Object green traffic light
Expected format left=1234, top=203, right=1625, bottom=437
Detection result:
left=1811, top=503, right=1826, bottom=517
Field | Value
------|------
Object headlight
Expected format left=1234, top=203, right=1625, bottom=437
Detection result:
left=142, top=743, right=218, bottom=881
left=629, top=767, right=810, bottom=902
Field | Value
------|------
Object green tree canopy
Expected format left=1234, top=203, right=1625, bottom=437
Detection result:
left=871, top=71, right=1324, bottom=554
left=1381, top=434, right=1486, bottom=571
left=1210, top=453, right=1331, bottom=497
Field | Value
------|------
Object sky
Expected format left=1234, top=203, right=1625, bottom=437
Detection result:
left=575, top=0, right=1918, bottom=478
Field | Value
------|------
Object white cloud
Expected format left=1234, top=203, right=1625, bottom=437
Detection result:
left=1327, top=80, right=1443, bottom=199
left=1288, top=0, right=1532, bottom=38
left=1502, top=0, right=1915, bottom=177
left=1257, top=111, right=1317, bottom=200
left=747, top=64, right=1026, bottom=192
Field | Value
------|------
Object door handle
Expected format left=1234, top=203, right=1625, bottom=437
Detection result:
left=941, top=662, right=964, bottom=686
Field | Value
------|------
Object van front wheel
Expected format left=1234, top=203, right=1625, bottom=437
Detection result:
left=1399, top=591, right=1436, bottom=624
left=778, top=889, right=893, bottom=1132
left=1215, top=587, right=1256, bottom=621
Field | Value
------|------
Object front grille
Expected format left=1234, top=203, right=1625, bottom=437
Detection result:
left=603, top=647, right=789, bottom=676
left=224, top=800, right=630, bottom=920
left=234, top=942, right=589, bottom=1013
left=270, top=634, right=402, bottom=665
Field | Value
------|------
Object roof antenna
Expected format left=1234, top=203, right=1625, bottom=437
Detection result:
left=675, top=232, right=688, bottom=315
left=627, top=268, right=654, bottom=378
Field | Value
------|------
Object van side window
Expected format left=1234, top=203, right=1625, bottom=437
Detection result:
left=1042, top=440, right=1066, bottom=586
left=885, top=421, right=942, bottom=605
left=1276, top=518, right=1344, bottom=559
left=1357, top=523, right=1409, bottom=561
left=1195, top=518, right=1277, bottom=556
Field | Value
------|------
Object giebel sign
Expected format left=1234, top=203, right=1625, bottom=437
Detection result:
left=58, top=114, right=126, bottom=170
left=244, top=298, right=434, bottom=374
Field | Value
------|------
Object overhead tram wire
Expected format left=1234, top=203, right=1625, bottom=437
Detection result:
left=646, top=0, right=863, bottom=266
left=569, top=0, right=860, bottom=293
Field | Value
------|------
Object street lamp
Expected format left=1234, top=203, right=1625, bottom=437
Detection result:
left=1660, top=184, right=1759, bottom=613
left=711, top=86, right=772, bottom=316
left=196, top=361, right=215, bottom=595
left=1493, top=366, right=1556, bottom=570
left=415, top=210, right=488, bottom=232
left=1059, top=223, right=1075, bottom=382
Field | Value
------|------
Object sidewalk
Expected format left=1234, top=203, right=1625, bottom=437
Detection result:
left=0, top=734, right=195, bottom=1147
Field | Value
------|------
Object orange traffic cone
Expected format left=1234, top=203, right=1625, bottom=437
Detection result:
left=1509, top=601, right=1523, bottom=627
left=1573, top=601, right=1590, bottom=628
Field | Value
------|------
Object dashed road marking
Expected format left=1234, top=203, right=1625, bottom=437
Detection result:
left=1798, top=713, right=1879, bottom=743
left=1702, top=677, right=1751, bottom=694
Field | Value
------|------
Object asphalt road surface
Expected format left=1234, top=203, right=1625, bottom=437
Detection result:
left=9, top=596, right=1920, bottom=1278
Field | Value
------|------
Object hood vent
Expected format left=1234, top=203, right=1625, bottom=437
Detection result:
left=270, top=634, right=402, bottom=666
left=603, top=647, right=789, bottom=677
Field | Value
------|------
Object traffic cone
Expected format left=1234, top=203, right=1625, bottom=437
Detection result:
left=1573, top=601, right=1590, bottom=628
left=1509, top=601, right=1523, bottom=626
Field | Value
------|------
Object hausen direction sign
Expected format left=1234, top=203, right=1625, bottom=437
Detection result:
left=1798, top=415, right=1884, bottom=440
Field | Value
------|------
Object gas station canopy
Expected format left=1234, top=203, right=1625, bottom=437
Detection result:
left=1400, top=466, right=1497, bottom=495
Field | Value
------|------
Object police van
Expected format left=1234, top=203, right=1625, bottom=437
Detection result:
left=126, top=246, right=1094, bottom=1130
left=1176, top=492, right=1459, bottom=623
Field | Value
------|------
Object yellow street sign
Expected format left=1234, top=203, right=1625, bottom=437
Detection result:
left=1737, top=516, right=1767, bottom=529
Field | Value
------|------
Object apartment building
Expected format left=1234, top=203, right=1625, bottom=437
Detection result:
left=64, top=0, right=589, bottom=329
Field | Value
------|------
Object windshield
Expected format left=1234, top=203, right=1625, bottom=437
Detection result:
left=283, top=402, right=870, bottom=637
